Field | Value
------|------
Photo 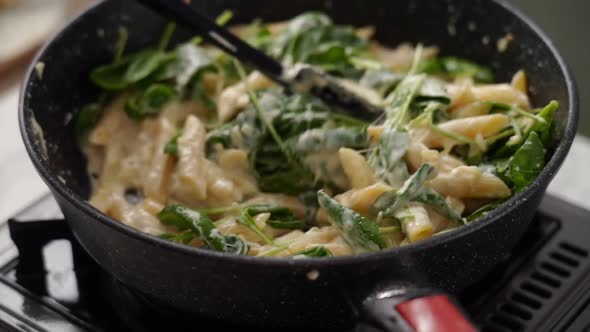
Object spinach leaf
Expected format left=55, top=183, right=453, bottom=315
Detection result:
left=222, top=234, right=249, bottom=255
left=76, top=102, right=103, bottom=133
left=90, top=49, right=168, bottom=91
left=299, top=190, right=320, bottom=226
left=419, top=56, right=495, bottom=83
left=158, top=231, right=196, bottom=244
left=173, top=44, right=214, bottom=90
left=276, top=94, right=332, bottom=134
left=185, top=66, right=218, bottom=109
left=210, top=89, right=346, bottom=195
left=292, top=246, right=333, bottom=258
left=237, top=62, right=319, bottom=195
left=90, top=59, right=133, bottom=91
left=244, top=19, right=273, bottom=50
left=414, top=188, right=462, bottom=223
left=163, top=130, right=183, bottom=156
left=269, top=12, right=368, bottom=76
left=206, top=96, right=263, bottom=150
left=490, top=101, right=558, bottom=159
left=125, top=83, right=176, bottom=119
left=266, top=219, right=306, bottom=230
left=505, top=131, right=546, bottom=192
left=77, top=28, right=129, bottom=132
left=243, top=205, right=305, bottom=230
left=318, top=190, right=386, bottom=252
left=368, top=129, right=410, bottom=188
left=384, top=74, right=426, bottom=128
left=157, top=204, right=247, bottom=254
left=465, top=201, right=505, bottom=222
left=414, top=77, right=451, bottom=105
left=360, top=69, right=404, bottom=97
left=256, top=165, right=317, bottom=195
left=124, top=50, right=166, bottom=84
left=291, top=128, right=368, bottom=155
left=371, top=163, right=436, bottom=217
left=530, top=100, right=559, bottom=145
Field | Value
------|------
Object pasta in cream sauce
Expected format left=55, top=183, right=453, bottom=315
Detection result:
left=80, top=12, right=557, bottom=257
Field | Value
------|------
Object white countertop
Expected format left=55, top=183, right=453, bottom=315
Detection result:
left=1, top=85, right=589, bottom=222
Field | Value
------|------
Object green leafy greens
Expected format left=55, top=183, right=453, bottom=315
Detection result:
left=419, top=56, right=495, bottom=83
left=318, top=190, right=385, bottom=252
left=79, top=10, right=562, bottom=257
left=157, top=204, right=248, bottom=255
left=268, top=12, right=370, bottom=77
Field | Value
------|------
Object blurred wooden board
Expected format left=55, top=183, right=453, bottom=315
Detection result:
left=0, top=0, right=67, bottom=74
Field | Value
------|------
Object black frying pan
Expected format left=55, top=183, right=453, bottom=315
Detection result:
left=18, top=0, right=578, bottom=330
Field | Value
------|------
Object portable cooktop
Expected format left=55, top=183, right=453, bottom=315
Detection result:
left=0, top=194, right=589, bottom=332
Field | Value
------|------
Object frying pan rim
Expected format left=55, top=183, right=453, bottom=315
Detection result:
left=19, top=0, right=579, bottom=267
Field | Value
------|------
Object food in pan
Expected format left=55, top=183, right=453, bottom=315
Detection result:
left=78, top=12, right=558, bottom=257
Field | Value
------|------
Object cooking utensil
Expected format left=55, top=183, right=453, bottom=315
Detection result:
left=137, top=0, right=382, bottom=121
left=19, top=0, right=578, bottom=330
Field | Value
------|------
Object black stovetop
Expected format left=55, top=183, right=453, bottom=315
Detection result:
left=0, top=194, right=589, bottom=332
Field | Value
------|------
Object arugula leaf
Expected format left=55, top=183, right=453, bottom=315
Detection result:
left=125, top=83, right=176, bottom=119
left=237, top=208, right=275, bottom=245
left=419, top=56, right=495, bottom=83
left=318, top=190, right=386, bottom=252
left=505, top=131, right=546, bottom=192
left=292, top=246, right=333, bottom=258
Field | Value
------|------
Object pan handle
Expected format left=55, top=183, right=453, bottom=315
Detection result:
left=8, top=218, right=94, bottom=271
left=357, top=286, right=478, bottom=332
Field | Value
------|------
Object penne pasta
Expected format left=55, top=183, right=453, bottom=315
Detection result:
left=339, top=148, right=377, bottom=189
left=80, top=12, right=556, bottom=256
left=428, top=166, right=512, bottom=199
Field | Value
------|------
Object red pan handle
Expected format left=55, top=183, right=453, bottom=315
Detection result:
left=395, top=294, right=477, bottom=332
left=358, top=288, right=478, bottom=332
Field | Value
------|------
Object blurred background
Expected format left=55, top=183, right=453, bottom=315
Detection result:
left=0, top=0, right=588, bottom=221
